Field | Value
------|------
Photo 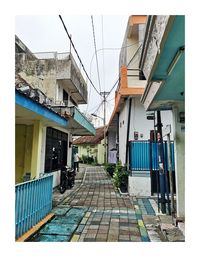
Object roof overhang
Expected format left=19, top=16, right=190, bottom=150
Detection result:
left=16, top=90, right=68, bottom=127
left=67, top=106, right=96, bottom=136
left=141, top=16, right=185, bottom=111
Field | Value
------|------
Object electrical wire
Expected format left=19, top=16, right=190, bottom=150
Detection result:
left=101, top=15, right=105, bottom=90
left=87, top=100, right=103, bottom=114
left=105, top=78, right=119, bottom=100
left=105, top=43, right=143, bottom=101
left=89, top=40, right=144, bottom=66
left=91, top=15, right=102, bottom=92
left=127, top=44, right=142, bottom=67
left=92, top=100, right=104, bottom=115
left=59, top=15, right=101, bottom=97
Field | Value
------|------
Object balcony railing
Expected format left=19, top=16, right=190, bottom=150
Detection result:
left=15, top=174, right=53, bottom=239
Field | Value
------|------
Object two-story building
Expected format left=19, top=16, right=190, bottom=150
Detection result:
left=107, top=16, right=174, bottom=196
left=73, top=126, right=106, bottom=165
left=139, top=15, right=185, bottom=221
left=15, top=35, right=95, bottom=188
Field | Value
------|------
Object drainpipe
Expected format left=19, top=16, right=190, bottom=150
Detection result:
left=157, top=111, right=166, bottom=213
left=116, top=112, right=120, bottom=162
left=125, top=98, right=132, bottom=167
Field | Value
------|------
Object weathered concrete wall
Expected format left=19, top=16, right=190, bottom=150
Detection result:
left=16, top=55, right=57, bottom=101
left=16, top=53, right=87, bottom=104
left=56, top=59, right=71, bottom=80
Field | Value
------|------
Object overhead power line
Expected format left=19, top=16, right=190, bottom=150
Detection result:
left=101, top=15, right=105, bottom=90
left=58, top=15, right=101, bottom=96
left=91, top=15, right=102, bottom=92
left=105, top=43, right=143, bottom=100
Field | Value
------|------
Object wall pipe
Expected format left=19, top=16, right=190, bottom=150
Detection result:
left=157, top=110, right=167, bottom=213
left=125, top=98, right=132, bottom=167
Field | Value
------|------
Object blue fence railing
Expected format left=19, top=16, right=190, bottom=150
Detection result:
left=15, top=174, right=53, bottom=239
left=129, top=140, right=175, bottom=171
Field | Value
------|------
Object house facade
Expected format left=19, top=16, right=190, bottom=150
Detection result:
left=73, top=126, right=105, bottom=165
left=107, top=16, right=174, bottom=196
left=15, top=36, right=95, bottom=188
left=139, top=15, right=185, bottom=220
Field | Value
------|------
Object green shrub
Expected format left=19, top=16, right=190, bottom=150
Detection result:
left=81, top=154, right=95, bottom=164
left=104, top=163, right=116, bottom=177
left=81, top=155, right=87, bottom=164
left=112, top=161, right=129, bottom=190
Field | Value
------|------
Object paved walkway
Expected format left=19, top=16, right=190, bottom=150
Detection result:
left=27, top=165, right=184, bottom=242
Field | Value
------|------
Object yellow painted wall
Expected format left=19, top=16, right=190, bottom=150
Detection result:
left=76, top=140, right=105, bottom=165
left=30, top=121, right=43, bottom=179
left=15, top=125, right=33, bottom=183
left=97, top=140, right=105, bottom=164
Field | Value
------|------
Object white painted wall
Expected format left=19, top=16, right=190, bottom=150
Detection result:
left=51, top=170, right=61, bottom=188
left=129, top=175, right=151, bottom=196
left=119, top=100, right=129, bottom=165
left=118, top=97, right=174, bottom=196
left=172, top=104, right=185, bottom=218
left=161, top=110, right=174, bottom=140
left=108, top=130, right=117, bottom=164
left=129, top=97, right=154, bottom=140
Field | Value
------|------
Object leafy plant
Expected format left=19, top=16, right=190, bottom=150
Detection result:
left=104, top=163, right=116, bottom=177
left=81, top=154, right=95, bottom=164
left=112, top=161, right=129, bottom=191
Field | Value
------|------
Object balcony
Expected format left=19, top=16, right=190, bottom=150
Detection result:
left=51, top=104, right=96, bottom=136
left=15, top=52, right=87, bottom=105
left=56, top=53, right=87, bottom=104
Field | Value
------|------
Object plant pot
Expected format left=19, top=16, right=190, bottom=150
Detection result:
left=120, top=183, right=128, bottom=193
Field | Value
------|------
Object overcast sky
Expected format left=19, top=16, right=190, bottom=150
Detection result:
left=15, top=15, right=129, bottom=124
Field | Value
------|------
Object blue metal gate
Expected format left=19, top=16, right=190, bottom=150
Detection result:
left=129, top=140, right=175, bottom=171
left=129, top=140, right=176, bottom=194
left=15, top=174, right=53, bottom=239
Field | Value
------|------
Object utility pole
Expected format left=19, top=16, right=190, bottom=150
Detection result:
left=100, top=91, right=109, bottom=164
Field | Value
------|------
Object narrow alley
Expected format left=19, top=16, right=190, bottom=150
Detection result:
left=26, top=165, right=183, bottom=242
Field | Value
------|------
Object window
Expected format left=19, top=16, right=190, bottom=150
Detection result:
left=45, top=127, right=68, bottom=173
left=63, top=89, right=68, bottom=105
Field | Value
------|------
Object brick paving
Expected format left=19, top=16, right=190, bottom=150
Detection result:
left=62, top=166, right=151, bottom=242
left=28, top=165, right=180, bottom=242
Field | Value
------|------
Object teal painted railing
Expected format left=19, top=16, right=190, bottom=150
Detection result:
left=15, top=174, right=53, bottom=239
left=129, top=140, right=175, bottom=171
